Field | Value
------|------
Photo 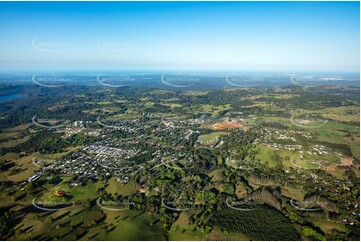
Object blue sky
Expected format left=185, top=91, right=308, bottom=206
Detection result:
left=0, top=1, right=359, bottom=72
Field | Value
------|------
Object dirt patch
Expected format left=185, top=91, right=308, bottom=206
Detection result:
left=339, top=157, right=353, bottom=166
left=212, top=122, right=246, bottom=130
left=324, top=157, right=354, bottom=173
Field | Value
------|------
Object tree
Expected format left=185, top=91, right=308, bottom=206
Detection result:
left=302, top=227, right=326, bottom=241
left=15, top=229, right=22, bottom=237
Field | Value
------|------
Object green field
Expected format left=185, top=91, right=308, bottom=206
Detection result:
left=197, top=132, right=228, bottom=143
left=169, top=210, right=207, bottom=241
left=105, top=179, right=137, bottom=196
left=102, top=210, right=166, bottom=241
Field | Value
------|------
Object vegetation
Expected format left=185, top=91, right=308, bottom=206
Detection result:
left=0, top=81, right=359, bottom=241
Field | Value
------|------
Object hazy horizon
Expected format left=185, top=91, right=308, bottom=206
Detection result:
left=0, top=1, right=359, bottom=72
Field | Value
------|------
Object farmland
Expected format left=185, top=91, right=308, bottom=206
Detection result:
left=209, top=206, right=300, bottom=241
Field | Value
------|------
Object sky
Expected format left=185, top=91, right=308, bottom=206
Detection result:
left=0, top=1, right=359, bottom=72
